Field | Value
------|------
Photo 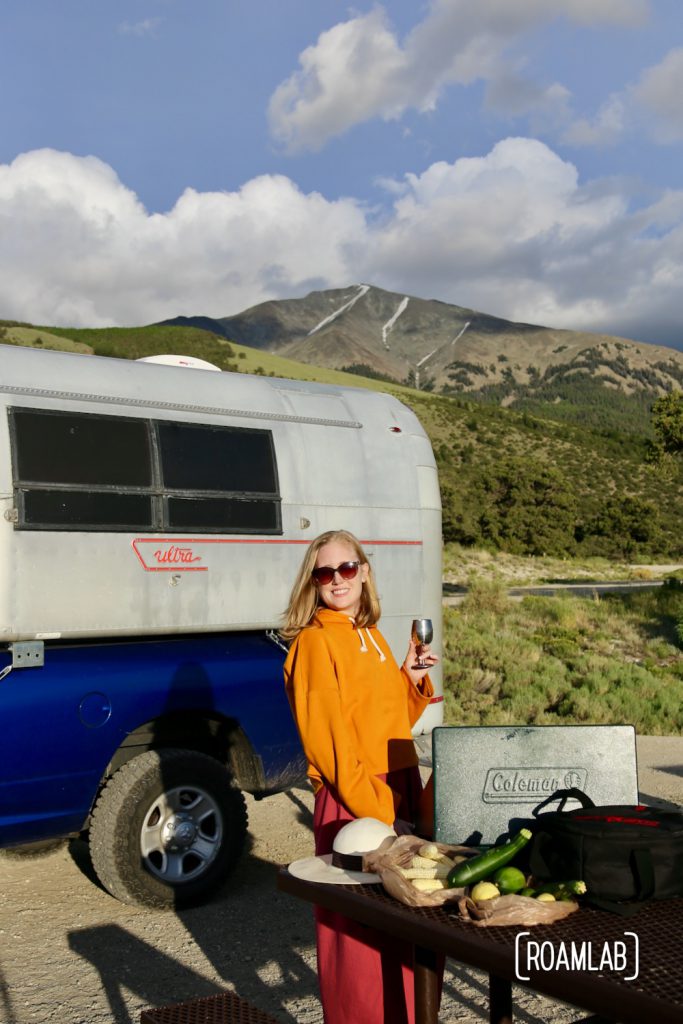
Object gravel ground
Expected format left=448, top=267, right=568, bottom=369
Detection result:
left=0, top=734, right=681, bottom=1024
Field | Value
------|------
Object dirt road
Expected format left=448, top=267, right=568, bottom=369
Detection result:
left=0, top=735, right=681, bottom=1024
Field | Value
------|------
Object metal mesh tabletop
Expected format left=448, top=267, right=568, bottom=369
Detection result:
left=140, top=990, right=281, bottom=1024
left=278, top=869, right=683, bottom=1024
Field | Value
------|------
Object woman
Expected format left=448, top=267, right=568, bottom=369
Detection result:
left=281, top=529, right=439, bottom=1024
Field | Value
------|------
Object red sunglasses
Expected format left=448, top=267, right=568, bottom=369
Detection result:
left=311, top=560, right=360, bottom=586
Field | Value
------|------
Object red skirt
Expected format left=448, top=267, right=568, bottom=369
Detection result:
left=312, top=767, right=441, bottom=1024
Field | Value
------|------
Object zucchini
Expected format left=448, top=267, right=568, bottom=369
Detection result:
left=446, top=828, right=533, bottom=888
left=536, top=879, right=587, bottom=898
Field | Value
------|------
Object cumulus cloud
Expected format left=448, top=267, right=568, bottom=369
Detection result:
left=2, top=142, right=683, bottom=348
left=368, top=138, right=683, bottom=346
left=268, top=0, right=648, bottom=151
left=0, top=149, right=366, bottom=326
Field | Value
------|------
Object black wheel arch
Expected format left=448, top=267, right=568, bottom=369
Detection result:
left=101, top=711, right=265, bottom=798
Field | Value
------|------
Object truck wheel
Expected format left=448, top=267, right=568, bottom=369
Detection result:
left=88, top=748, right=247, bottom=909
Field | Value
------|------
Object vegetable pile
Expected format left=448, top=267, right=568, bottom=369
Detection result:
left=398, top=830, right=587, bottom=905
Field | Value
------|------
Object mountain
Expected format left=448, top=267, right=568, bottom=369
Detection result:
left=160, top=284, right=683, bottom=404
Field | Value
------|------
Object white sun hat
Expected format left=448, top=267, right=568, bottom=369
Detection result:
left=287, top=817, right=396, bottom=884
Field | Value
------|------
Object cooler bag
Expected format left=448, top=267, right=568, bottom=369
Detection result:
left=528, top=788, right=683, bottom=903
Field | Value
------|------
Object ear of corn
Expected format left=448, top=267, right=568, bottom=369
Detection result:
left=411, top=878, right=448, bottom=892
left=398, top=863, right=450, bottom=879
left=417, top=843, right=455, bottom=866
left=411, top=854, right=449, bottom=870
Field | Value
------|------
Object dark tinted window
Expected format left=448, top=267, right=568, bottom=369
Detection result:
left=21, top=489, right=153, bottom=529
left=10, top=407, right=281, bottom=534
left=167, top=496, right=280, bottom=532
left=157, top=421, right=277, bottom=493
left=12, top=408, right=152, bottom=487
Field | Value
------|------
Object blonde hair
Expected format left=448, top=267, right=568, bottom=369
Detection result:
left=280, top=529, right=381, bottom=641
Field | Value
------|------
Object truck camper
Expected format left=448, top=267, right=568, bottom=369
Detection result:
left=0, top=343, right=442, bottom=907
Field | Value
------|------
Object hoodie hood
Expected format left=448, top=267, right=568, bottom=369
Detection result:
left=314, top=607, right=386, bottom=661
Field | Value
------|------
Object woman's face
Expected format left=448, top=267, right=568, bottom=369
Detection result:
left=313, top=539, right=369, bottom=618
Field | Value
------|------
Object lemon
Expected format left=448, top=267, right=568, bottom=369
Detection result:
left=470, top=881, right=500, bottom=901
left=491, top=865, right=527, bottom=894
left=536, top=892, right=556, bottom=902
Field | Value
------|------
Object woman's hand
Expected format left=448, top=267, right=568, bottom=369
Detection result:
left=402, top=639, right=439, bottom=687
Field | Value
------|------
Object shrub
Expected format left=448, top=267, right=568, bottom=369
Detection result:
left=441, top=592, right=683, bottom=734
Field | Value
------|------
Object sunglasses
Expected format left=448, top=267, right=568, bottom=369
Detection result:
left=311, top=561, right=361, bottom=586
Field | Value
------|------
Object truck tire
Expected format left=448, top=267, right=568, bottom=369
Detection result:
left=88, top=748, right=248, bottom=909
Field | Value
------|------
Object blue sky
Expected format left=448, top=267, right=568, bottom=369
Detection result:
left=2, top=1, right=683, bottom=348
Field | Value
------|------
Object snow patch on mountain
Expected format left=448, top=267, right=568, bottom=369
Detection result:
left=417, top=319, right=471, bottom=373
left=451, top=321, right=471, bottom=346
left=307, top=284, right=370, bottom=337
left=382, top=296, right=409, bottom=350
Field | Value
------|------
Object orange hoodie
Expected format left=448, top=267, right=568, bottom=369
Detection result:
left=283, top=607, right=433, bottom=824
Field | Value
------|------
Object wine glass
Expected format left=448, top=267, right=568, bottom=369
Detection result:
left=411, top=618, right=433, bottom=669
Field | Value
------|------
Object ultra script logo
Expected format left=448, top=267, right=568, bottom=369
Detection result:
left=132, top=538, right=208, bottom=572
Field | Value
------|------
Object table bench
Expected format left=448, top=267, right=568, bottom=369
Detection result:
left=140, top=989, right=281, bottom=1024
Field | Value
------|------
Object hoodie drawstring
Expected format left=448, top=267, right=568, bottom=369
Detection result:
left=364, top=628, right=386, bottom=662
left=349, top=618, right=386, bottom=661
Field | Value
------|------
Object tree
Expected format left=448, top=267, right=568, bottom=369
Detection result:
left=587, top=496, right=661, bottom=560
left=478, top=459, right=578, bottom=556
left=442, top=458, right=578, bottom=556
left=651, top=390, right=683, bottom=457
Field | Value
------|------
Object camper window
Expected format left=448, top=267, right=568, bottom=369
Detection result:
left=167, top=496, right=279, bottom=531
left=9, top=408, right=281, bottom=534
left=11, top=407, right=152, bottom=487
left=157, top=421, right=277, bottom=494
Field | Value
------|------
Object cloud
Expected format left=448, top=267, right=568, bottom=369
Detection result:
left=484, top=76, right=571, bottom=118
left=118, top=18, right=163, bottom=37
left=268, top=0, right=649, bottom=151
left=562, top=47, right=683, bottom=149
left=632, top=47, right=683, bottom=142
left=562, top=93, right=628, bottom=147
left=0, top=149, right=366, bottom=327
left=2, top=141, right=683, bottom=348
left=368, top=138, right=683, bottom=347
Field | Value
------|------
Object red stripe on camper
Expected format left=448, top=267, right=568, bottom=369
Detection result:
left=132, top=537, right=422, bottom=571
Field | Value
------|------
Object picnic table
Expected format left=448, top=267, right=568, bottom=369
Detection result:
left=278, top=868, right=683, bottom=1024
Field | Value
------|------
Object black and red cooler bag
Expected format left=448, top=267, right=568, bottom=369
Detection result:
left=528, top=788, right=683, bottom=903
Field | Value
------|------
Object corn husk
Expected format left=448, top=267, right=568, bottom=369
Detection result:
left=365, top=836, right=580, bottom=924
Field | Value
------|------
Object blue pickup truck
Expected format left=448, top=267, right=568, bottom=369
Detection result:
left=0, top=346, right=442, bottom=907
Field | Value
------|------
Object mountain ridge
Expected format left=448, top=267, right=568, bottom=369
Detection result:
left=159, top=284, right=683, bottom=402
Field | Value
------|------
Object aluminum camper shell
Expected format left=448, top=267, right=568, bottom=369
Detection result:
left=0, top=345, right=442, bottom=709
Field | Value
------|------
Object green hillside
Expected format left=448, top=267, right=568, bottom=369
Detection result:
left=2, top=320, right=681, bottom=560
left=463, top=366, right=667, bottom=437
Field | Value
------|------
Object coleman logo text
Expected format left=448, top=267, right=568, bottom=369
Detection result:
left=483, top=767, right=587, bottom=803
